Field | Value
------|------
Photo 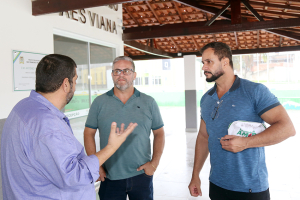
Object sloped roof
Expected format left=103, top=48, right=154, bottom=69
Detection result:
left=32, top=0, right=300, bottom=60
left=122, top=0, right=300, bottom=59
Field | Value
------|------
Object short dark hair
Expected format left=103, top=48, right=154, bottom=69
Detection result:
left=35, top=54, right=77, bottom=93
left=113, top=56, right=135, bottom=71
left=200, top=42, right=233, bottom=68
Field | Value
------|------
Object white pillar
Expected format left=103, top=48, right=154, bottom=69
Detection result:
left=184, top=55, right=198, bottom=132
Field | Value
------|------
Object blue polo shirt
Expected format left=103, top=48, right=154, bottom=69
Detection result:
left=201, top=76, right=280, bottom=193
left=85, top=88, right=164, bottom=180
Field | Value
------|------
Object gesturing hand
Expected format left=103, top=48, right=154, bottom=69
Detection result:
left=107, top=122, right=138, bottom=151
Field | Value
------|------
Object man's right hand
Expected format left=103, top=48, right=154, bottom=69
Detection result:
left=97, top=166, right=106, bottom=182
left=188, top=176, right=202, bottom=197
left=107, top=122, right=138, bottom=151
left=95, top=122, right=137, bottom=167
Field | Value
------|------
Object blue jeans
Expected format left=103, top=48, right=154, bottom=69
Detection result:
left=98, top=173, right=153, bottom=200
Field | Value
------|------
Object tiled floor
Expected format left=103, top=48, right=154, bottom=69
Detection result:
left=94, top=107, right=300, bottom=200
left=151, top=107, right=209, bottom=200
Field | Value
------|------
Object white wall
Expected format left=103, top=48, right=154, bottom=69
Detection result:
left=0, top=0, right=123, bottom=119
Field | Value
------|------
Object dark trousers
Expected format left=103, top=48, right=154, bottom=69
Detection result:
left=98, top=173, right=153, bottom=200
left=209, top=182, right=270, bottom=200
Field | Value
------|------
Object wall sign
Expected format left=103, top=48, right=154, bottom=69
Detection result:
left=13, top=50, right=46, bottom=91
left=59, top=7, right=119, bottom=34
left=162, top=59, right=171, bottom=70
left=65, top=108, right=90, bottom=120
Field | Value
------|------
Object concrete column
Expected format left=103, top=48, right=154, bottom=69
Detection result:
left=184, top=55, right=198, bottom=132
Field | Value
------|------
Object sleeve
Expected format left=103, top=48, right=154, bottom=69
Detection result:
left=151, top=99, right=164, bottom=130
left=200, top=94, right=206, bottom=121
left=85, top=97, right=100, bottom=129
left=34, top=132, right=100, bottom=189
left=254, top=84, right=281, bottom=116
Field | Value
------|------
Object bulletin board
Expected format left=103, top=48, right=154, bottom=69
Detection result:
left=13, top=50, right=46, bottom=91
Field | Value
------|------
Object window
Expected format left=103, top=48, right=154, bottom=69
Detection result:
left=54, top=34, right=116, bottom=152
left=145, top=77, right=149, bottom=85
left=134, top=77, right=143, bottom=85
left=152, top=76, right=161, bottom=85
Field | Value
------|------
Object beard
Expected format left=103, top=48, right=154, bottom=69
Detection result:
left=114, top=77, right=133, bottom=91
left=66, top=84, right=74, bottom=104
left=204, top=66, right=225, bottom=82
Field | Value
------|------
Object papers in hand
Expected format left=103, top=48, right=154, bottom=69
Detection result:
left=228, top=121, right=266, bottom=137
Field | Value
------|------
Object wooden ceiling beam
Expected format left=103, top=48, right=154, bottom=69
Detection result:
left=242, top=9, right=300, bottom=20
left=131, top=54, right=175, bottom=60
left=247, top=1, right=300, bottom=11
left=123, top=4, right=141, bottom=26
left=268, top=29, right=300, bottom=42
left=124, top=20, right=231, bottom=34
left=145, top=1, right=163, bottom=24
left=241, top=0, right=265, bottom=21
left=173, top=2, right=186, bottom=23
left=153, top=39, right=160, bottom=50
left=279, top=28, right=300, bottom=33
left=32, top=0, right=140, bottom=16
left=124, top=40, right=173, bottom=58
left=131, top=45, right=300, bottom=60
left=241, top=0, right=300, bottom=42
left=124, top=49, right=132, bottom=56
left=200, top=2, right=300, bottom=18
left=150, top=39, right=154, bottom=48
left=179, top=45, right=300, bottom=57
left=213, top=34, right=217, bottom=42
left=230, top=38, right=278, bottom=43
left=173, top=0, right=232, bottom=20
left=231, top=45, right=300, bottom=54
left=257, top=31, right=260, bottom=47
left=252, top=9, right=300, bottom=18
left=234, top=32, right=239, bottom=49
left=200, top=1, right=300, bottom=12
left=279, top=36, right=283, bottom=47
left=191, top=36, right=200, bottom=51
left=205, top=1, right=231, bottom=26
left=169, top=37, right=182, bottom=52
left=230, top=0, right=242, bottom=24
left=123, top=17, right=300, bottom=40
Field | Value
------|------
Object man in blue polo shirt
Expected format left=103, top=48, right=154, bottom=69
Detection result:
left=188, top=42, right=296, bottom=200
left=84, top=56, right=165, bottom=200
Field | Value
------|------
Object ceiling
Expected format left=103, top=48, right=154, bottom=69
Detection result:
left=32, top=0, right=300, bottom=60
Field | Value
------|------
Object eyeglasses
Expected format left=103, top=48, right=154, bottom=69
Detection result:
left=112, top=69, right=134, bottom=76
left=211, top=100, right=223, bottom=120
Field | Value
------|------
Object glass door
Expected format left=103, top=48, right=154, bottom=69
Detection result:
left=53, top=35, right=116, bottom=151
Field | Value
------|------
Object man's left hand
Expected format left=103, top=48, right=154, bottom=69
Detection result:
left=220, top=135, right=248, bottom=153
left=137, top=162, right=156, bottom=176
